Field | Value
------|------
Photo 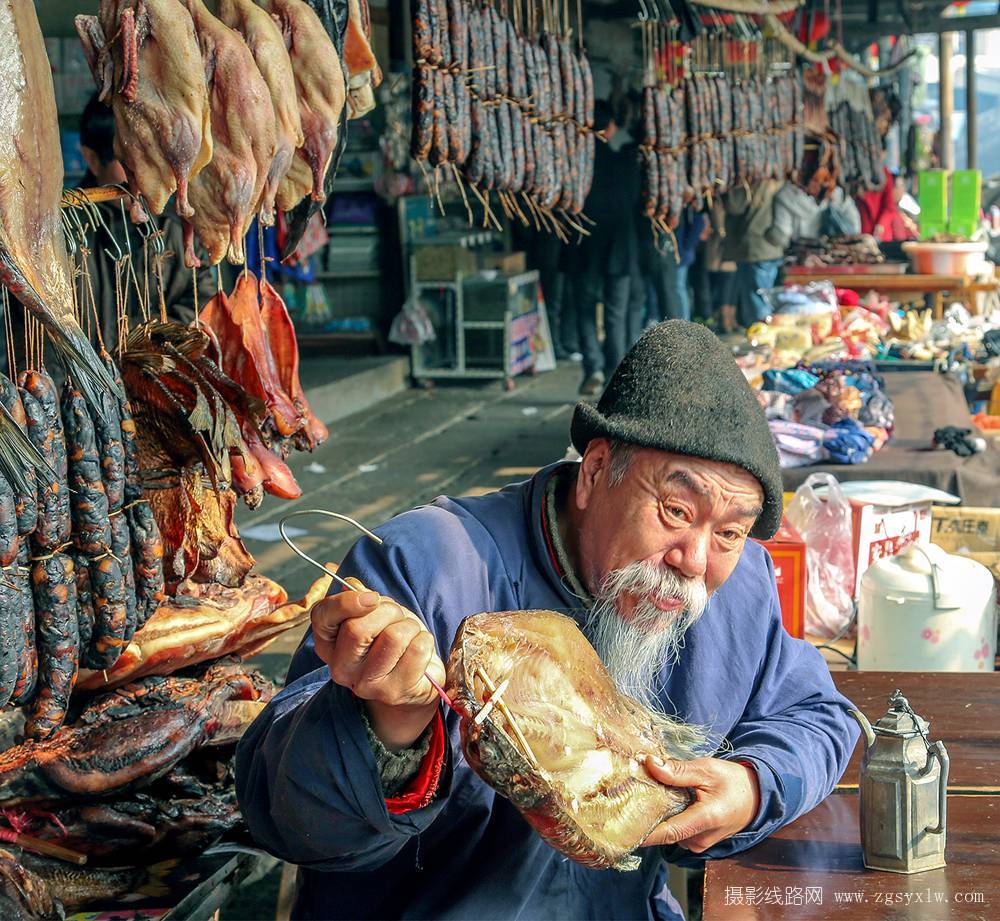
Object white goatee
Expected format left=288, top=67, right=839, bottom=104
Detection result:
left=582, top=560, right=709, bottom=712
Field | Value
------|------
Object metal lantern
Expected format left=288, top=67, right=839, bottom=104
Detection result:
left=849, top=691, right=949, bottom=874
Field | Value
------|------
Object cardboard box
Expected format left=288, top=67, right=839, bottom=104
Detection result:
left=949, top=170, right=982, bottom=238
left=850, top=500, right=932, bottom=595
left=931, top=506, right=1000, bottom=580
left=756, top=518, right=807, bottom=638
left=414, top=245, right=476, bottom=281
left=479, top=251, right=527, bottom=275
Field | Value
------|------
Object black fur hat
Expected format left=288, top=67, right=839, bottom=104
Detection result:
left=570, top=321, right=782, bottom=540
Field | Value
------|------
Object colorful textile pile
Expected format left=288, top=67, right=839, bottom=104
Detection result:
left=759, top=361, right=894, bottom=468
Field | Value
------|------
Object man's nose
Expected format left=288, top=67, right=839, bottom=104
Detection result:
left=662, top=528, right=709, bottom=581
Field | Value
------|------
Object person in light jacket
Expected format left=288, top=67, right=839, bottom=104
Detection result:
left=723, top=179, right=783, bottom=325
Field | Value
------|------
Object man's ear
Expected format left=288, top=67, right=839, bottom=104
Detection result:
left=576, top=439, right=611, bottom=511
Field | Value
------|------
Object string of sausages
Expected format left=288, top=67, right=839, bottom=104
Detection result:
left=411, top=0, right=596, bottom=238
left=828, top=99, right=883, bottom=193
left=0, top=367, right=165, bottom=740
left=641, top=70, right=805, bottom=233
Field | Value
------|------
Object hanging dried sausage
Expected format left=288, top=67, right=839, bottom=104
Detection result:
left=448, top=0, right=470, bottom=164
left=20, top=372, right=70, bottom=551
left=111, top=510, right=138, bottom=640
left=94, top=393, right=126, bottom=512
left=74, top=547, right=95, bottom=659
left=129, top=498, right=166, bottom=627
left=490, top=8, right=513, bottom=191
left=464, top=6, right=489, bottom=185
left=507, top=20, right=525, bottom=193
left=87, top=550, right=129, bottom=669
left=0, top=555, right=20, bottom=708
left=26, top=551, right=79, bottom=741
left=437, top=0, right=460, bottom=163
left=0, top=373, right=36, bottom=535
left=0, top=476, right=18, bottom=568
left=8, top=542, right=36, bottom=707
left=62, top=385, right=112, bottom=558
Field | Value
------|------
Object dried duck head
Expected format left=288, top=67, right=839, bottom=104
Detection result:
left=446, top=609, right=709, bottom=871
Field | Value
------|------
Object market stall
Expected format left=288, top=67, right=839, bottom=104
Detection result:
left=781, top=369, right=1000, bottom=505
left=0, top=1, right=380, bottom=916
left=0, top=0, right=996, bottom=916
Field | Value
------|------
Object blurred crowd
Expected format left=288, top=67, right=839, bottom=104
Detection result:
left=521, top=97, right=920, bottom=397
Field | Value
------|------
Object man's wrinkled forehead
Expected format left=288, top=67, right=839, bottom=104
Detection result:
left=638, top=449, right=764, bottom=517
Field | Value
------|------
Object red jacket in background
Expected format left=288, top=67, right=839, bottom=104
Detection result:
left=857, top=168, right=917, bottom=242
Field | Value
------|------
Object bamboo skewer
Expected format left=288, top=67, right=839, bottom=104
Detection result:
left=475, top=665, right=538, bottom=768
left=61, top=186, right=127, bottom=208
left=0, top=827, right=87, bottom=865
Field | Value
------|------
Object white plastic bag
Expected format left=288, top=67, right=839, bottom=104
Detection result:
left=785, top=473, right=857, bottom=637
left=388, top=295, right=436, bottom=346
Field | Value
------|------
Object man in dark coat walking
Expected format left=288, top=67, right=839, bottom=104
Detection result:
left=571, top=101, right=641, bottom=396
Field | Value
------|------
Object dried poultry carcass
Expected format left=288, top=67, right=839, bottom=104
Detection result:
left=260, top=279, right=328, bottom=449
left=199, top=277, right=305, bottom=499
left=0, top=660, right=273, bottom=806
left=1, top=1, right=122, bottom=422
left=75, top=0, right=213, bottom=221
left=0, top=846, right=169, bottom=918
left=7, top=783, right=241, bottom=866
left=119, top=323, right=260, bottom=583
left=121, top=324, right=243, bottom=487
left=180, top=0, right=277, bottom=266
left=221, top=272, right=302, bottom=438
left=267, top=0, right=348, bottom=212
left=344, top=0, right=379, bottom=119
left=446, top=610, right=704, bottom=871
left=143, top=465, right=257, bottom=591
left=278, top=0, right=353, bottom=260
left=77, top=568, right=323, bottom=691
left=0, top=848, right=60, bottom=921
left=216, top=0, right=304, bottom=227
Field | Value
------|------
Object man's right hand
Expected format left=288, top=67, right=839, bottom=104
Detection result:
left=310, top=578, right=445, bottom=751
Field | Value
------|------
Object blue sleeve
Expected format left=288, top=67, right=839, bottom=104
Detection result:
left=663, top=553, right=860, bottom=868
left=235, top=505, right=511, bottom=870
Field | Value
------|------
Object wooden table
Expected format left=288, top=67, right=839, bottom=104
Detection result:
left=703, top=795, right=999, bottom=920
left=783, top=271, right=974, bottom=317
left=833, top=672, right=1000, bottom=792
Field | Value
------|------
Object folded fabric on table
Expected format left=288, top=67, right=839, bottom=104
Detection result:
left=769, top=420, right=828, bottom=467
left=824, top=418, right=876, bottom=464
left=757, top=390, right=794, bottom=420
left=792, top=388, right=831, bottom=427
left=762, top=368, right=820, bottom=396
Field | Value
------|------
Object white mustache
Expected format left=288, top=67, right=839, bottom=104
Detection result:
left=601, top=560, right=708, bottom=622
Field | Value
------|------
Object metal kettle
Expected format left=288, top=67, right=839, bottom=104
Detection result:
left=849, top=691, right=949, bottom=874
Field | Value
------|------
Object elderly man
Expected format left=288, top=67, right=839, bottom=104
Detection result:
left=236, top=321, right=858, bottom=920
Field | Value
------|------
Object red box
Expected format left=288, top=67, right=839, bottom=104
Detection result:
left=755, top=518, right=807, bottom=638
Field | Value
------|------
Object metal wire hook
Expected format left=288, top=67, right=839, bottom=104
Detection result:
left=279, top=508, right=384, bottom=594
left=278, top=508, right=455, bottom=710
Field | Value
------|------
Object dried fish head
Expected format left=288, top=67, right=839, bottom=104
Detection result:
left=446, top=609, right=702, bottom=871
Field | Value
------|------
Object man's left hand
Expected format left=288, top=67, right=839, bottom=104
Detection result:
left=640, top=757, right=761, bottom=853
